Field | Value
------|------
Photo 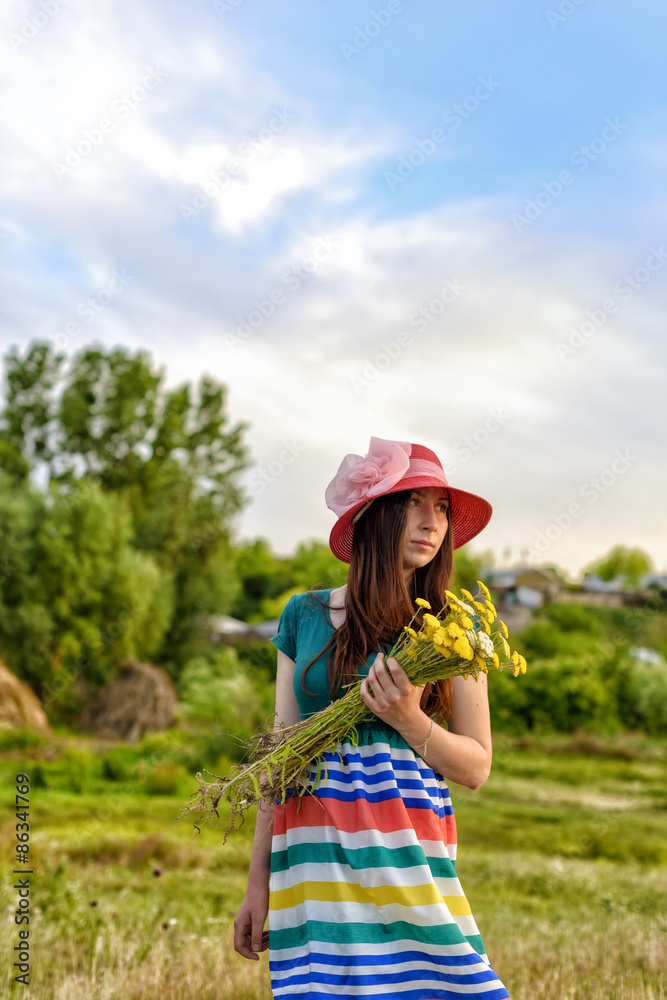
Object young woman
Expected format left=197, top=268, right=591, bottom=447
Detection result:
left=233, top=437, right=511, bottom=1000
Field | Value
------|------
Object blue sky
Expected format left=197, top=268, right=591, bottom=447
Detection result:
left=1, top=0, right=665, bottom=576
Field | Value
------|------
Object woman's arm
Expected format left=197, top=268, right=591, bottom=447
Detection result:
left=233, top=649, right=300, bottom=960
left=360, top=654, right=492, bottom=789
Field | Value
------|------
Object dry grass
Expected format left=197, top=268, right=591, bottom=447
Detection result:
left=2, top=849, right=665, bottom=999
left=492, top=918, right=666, bottom=1000
left=1, top=732, right=665, bottom=999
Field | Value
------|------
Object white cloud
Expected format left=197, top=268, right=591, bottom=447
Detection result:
left=0, top=2, right=664, bottom=577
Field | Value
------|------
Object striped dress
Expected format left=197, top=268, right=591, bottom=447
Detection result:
left=269, top=591, right=511, bottom=1000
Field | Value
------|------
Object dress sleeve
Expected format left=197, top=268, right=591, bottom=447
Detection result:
left=270, top=594, right=298, bottom=661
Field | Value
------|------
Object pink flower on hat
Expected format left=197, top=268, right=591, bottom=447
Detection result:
left=325, top=437, right=412, bottom=518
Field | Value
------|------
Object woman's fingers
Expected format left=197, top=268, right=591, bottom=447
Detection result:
left=383, top=655, right=411, bottom=688
left=233, top=911, right=258, bottom=960
left=233, top=907, right=268, bottom=961
left=369, top=652, right=390, bottom=692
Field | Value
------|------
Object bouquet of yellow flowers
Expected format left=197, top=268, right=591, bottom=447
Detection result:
left=182, top=581, right=526, bottom=837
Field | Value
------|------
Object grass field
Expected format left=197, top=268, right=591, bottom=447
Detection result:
left=1, top=729, right=665, bottom=999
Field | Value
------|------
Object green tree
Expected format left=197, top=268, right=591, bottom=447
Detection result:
left=231, top=539, right=349, bottom=622
left=230, top=538, right=290, bottom=622
left=583, top=546, right=654, bottom=587
left=0, top=476, right=170, bottom=719
left=0, top=341, right=250, bottom=673
left=287, top=540, right=349, bottom=594
left=453, top=546, right=495, bottom=597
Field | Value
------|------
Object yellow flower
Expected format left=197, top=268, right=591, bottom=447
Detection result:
left=480, top=618, right=491, bottom=635
left=511, top=651, right=520, bottom=665
left=415, top=598, right=431, bottom=609
left=512, top=662, right=520, bottom=677
left=499, top=635, right=510, bottom=658
left=498, top=620, right=509, bottom=638
left=453, top=636, right=474, bottom=660
left=474, top=653, right=487, bottom=670
left=444, top=590, right=458, bottom=603
left=486, top=602, right=497, bottom=618
left=460, top=616, right=474, bottom=630
left=433, top=635, right=452, bottom=655
left=519, top=654, right=527, bottom=674
left=404, top=626, right=418, bottom=639
left=492, top=651, right=500, bottom=668
left=477, top=580, right=491, bottom=600
left=461, top=588, right=474, bottom=601
left=423, top=614, right=442, bottom=638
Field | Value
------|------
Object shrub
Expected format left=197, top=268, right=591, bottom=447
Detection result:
left=623, top=657, right=667, bottom=733
left=544, top=603, right=605, bottom=636
left=143, top=760, right=186, bottom=795
left=62, top=748, right=94, bottom=793
left=490, top=654, right=622, bottom=735
left=177, top=647, right=273, bottom=737
left=101, top=747, right=139, bottom=782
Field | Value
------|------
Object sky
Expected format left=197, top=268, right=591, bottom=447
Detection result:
left=0, top=0, right=665, bottom=579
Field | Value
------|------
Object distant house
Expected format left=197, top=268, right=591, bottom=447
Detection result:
left=629, top=646, right=663, bottom=665
left=582, top=574, right=622, bottom=592
left=483, top=567, right=562, bottom=608
left=203, top=614, right=279, bottom=644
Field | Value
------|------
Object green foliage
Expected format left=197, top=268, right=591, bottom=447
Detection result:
left=287, top=540, right=348, bottom=592
left=453, top=546, right=495, bottom=596
left=0, top=340, right=250, bottom=691
left=542, top=602, right=605, bottom=635
left=232, top=639, right=280, bottom=681
left=623, top=656, right=667, bottom=733
left=0, top=476, right=171, bottom=718
left=260, top=586, right=303, bottom=621
left=583, top=544, right=653, bottom=587
left=62, top=748, right=94, bottom=794
left=177, top=647, right=275, bottom=761
left=490, top=601, right=667, bottom=736
left=0, top=724, right=48, bottom=752
left=143, top=760, right=187, bottom=796
left=101, top=748, right=138, bottom=782
left=230, top=537, right=288, bottom=621
left=231, top=538, right=348, bottom=622
left=490, top=654, right=623, bottom=735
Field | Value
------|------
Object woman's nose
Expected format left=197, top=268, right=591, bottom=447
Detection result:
left=420, top=505, right=438, bottom=529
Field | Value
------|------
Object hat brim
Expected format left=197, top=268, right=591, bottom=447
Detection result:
left=329, top=476, right=492, bottom=563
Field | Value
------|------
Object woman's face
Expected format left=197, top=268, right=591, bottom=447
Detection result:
left=400, top=487, right=450, bottom=581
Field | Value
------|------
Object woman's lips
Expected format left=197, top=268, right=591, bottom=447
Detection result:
left=412, top=540, right=435, bottom=549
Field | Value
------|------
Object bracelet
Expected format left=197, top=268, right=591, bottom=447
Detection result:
left=411, top=718, right=434, bottom=758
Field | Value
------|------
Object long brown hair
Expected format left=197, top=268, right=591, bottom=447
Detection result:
left=302, top=489, right=455, bottom=724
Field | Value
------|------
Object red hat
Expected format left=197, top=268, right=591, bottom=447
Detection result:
left=326, top=436, right=492, bottom=563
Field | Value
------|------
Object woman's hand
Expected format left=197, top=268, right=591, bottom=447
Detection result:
left=359, top=652, right=428, bottom=732
left=233, top=881, right=269, bottom=961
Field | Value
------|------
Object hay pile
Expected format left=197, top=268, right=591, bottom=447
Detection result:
left=78, top=660, right=177, bottom=743
left=0, top=658, right=53, bottom=734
